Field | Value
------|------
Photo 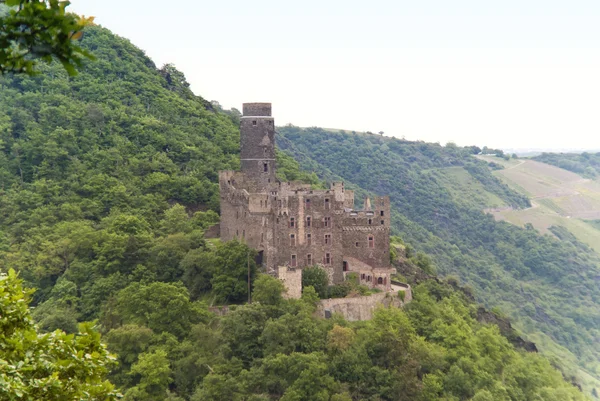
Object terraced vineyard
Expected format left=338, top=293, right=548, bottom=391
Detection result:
left=478, top=156, right=600, bottom=252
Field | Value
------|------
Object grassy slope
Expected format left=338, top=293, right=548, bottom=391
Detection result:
left=478, top=156, right=600, bottom=252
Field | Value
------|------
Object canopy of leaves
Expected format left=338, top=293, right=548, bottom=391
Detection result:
left=0, top=0, right=95, bottom=75
left=0, top=269, right=118, bottom=401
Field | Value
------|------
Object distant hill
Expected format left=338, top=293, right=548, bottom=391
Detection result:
left=277, top=126, right=600, bottom=396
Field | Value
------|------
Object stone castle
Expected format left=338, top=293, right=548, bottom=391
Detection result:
left=219, top=103, right=395, bottom=298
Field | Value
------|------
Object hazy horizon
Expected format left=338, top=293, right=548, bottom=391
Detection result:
left=70, top=0, right=600, bottom=151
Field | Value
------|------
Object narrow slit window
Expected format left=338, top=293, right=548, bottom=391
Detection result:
left=290, top=217, right=295, bottom=228
left=325, top=198, right=330, bottom=209
left=291, top=254, right=297, bottom=267
left=306, top=216, right=311, bottom=227
left=263, top=163, right=268, bottom=172
left=380, top=210, right=384, bottom=216
left=368, top=235, right=374, bottom=248
left=368, top=218, right=372, bottom=225
left=307, top=254, right=312, bottom=266
left=305, top=198, right=310, bottom=209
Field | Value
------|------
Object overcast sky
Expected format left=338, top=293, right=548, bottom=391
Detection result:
left=70, top=0, right=600, bottom=150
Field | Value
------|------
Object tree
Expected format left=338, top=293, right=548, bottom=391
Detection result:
left=0, top=269, right=118, bottom=401
left=0, top=0, right=95, bottom=75
left=252, top=273, right=286, bottom=305
left=211, top=240, right=257, bottom=304
left=302, top=266, right=329, bottom=298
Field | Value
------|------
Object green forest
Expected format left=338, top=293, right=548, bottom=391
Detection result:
left=0, top=24, right=595, bottom=400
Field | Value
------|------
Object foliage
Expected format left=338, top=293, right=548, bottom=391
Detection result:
left=0, top=269, right=118, bottom=400
left=0, top=0, right=95, bottom=75
left=301, top=265, right=329, bottom=298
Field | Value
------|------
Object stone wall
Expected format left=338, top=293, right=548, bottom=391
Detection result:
left=278, top=266, right=302, bottom=299
left=317, top=288, right=411, bottom=321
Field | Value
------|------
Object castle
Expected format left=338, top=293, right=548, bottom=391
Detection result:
left=219, top=103, right=395, bottom=298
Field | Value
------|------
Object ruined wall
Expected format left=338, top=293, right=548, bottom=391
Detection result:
left=317, top=291, right=410, bottom=321
left=278, top=266, right=302, bottom=299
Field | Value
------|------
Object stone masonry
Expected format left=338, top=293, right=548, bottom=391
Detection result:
left=219, top=103, right=395, bottom=297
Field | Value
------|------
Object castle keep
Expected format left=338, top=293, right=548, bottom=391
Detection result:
left=219, top=103, right=394, bottom=297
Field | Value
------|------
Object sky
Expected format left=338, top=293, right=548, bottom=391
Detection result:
left=70, top=0, right=600, bottom=151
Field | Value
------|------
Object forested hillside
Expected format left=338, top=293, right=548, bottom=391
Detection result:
left=277, top=126, right=600, bottom=395
left=0, top=25, right=592, bottom=400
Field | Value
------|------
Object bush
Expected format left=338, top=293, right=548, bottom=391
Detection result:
left=302, top=266, right=329, bottom=298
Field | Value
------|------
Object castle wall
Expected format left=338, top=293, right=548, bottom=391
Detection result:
left=317, top=290, right=410, bottom=321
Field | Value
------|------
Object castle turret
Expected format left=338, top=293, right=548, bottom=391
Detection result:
left=240, top=103, right=276, bottom=190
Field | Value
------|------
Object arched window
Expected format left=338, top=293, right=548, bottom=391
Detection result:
left=377, top=277, right=383, bottom=285
left=368, top=235, right=374, bottom=248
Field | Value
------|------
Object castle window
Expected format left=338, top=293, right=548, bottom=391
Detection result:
left=263, top=163, right=268, bottom=172
left=355, top=241, right=359, bottom=247
left=368, top=219, right=372, bottom=225
left=306, top=233, right=312, bottom=245
left=377, top=277, right=383, bottom=285
left=290, top=234, right=296, bottom=246
left=291, top=254, right=297, bottom=267
left=324, top=253, right=331, bottom=265
left=324, top=234, right=331, bottom=245
left=368, top=235, right=374, bottom=248
left=380, top=210, right=384, bottom=216
left=323, top=217, right=331, bottom=228
left=305, top=198, right=310, bottom=209
left=307, top=254, right=312, bottom=265
left=343, top=261, right=348, bottom=271
left=325, top=198, right=330, bottom=209
left=381, top=220, right=384, bottom=225
left=290, top=217, right=295, bottom=228
left=368, top=275, right=371, bottom=282
left=306, top=216, right=311, bottom=227
left=252, top=120, right=257, bottom=126
left=361, top=273, right=365, bottom=280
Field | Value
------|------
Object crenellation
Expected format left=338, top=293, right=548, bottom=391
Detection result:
left=219, top=103, right=395, bottom=297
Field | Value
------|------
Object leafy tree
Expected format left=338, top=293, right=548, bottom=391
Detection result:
left=0, top=269, right=118, bottom=400
left=0, top=0, right=95, bottom=75
left=302, top=266, right=329, bottom=298
left=211, top=240, right=257, bottom=304
left=252, top=273, right=286, bottom=305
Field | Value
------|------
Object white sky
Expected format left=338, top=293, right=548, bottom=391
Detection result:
left=70, top=0, right=600, bottom=150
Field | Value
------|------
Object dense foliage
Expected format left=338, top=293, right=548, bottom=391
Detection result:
left=0, top=0, right=94, bottom=75
left=533, top=152, right=600, bottom=178
left=0, top=269, right=118, bottom=401
left=0, top=24, right=591, bottom=399
left=278, top=126, right=600, bottom=392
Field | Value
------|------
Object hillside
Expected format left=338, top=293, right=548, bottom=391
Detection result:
left=477, top=156, right=600, bottom=252
left=277, top=126, right=600, bottom=396
left=0, top=25, right=593, bottom=400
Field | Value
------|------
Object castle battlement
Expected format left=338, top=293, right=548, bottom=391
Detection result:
left=219, top=103, right=394, bottom=297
